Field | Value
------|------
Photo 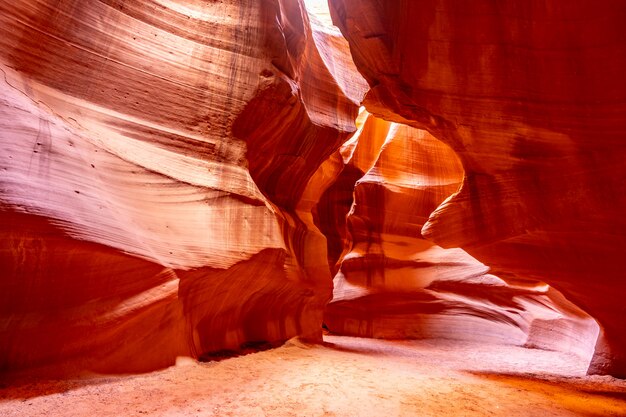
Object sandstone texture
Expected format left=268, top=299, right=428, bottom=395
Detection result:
left=0, top=0, right=624, bottom=379
left=320, top=111, right=598, bottom=361
left=331, top=0, right=626, bottom=376
left=0, top=0, right=365, bottom=373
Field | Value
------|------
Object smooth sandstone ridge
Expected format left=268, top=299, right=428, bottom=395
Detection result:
left=0, top=0, right=623, bottom=378
left=319, top=111, right=598, bottom=361
left=0, top=0, right=366, bottom=373
left=330, top=0, right=626, bottom=376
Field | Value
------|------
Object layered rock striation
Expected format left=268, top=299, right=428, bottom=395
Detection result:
left=0, top=0, right=365, bottom=373
left=319, top=112, right=598, bottom=360
left=1, top=0, right=622, bottom=378
left=331, top=0, right=626, bottom=376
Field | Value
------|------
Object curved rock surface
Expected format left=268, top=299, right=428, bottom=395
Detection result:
left=331, top=0, right=626, bottom=376
left=320, top=112, right=598, bottom=361
left=0, top=0, right=365, bottom=373
left=1, top=0, right=622, bottom=378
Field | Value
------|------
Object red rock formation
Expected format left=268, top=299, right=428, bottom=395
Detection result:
left=331, top=0, right=626, bottom=376
left=319, top=112, right=598, bottom=360
left=2, top=0, right=622, bottom=378
left=0, top=0, right=365, bottom=373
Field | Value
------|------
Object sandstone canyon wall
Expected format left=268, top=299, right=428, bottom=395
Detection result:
left=330, top=0, right=626, bottom=376
left=318, top=111, right=598, bottom=360
left=0, top=0, right=622, bottom=378
left=0, top=0, right=366, bottom=373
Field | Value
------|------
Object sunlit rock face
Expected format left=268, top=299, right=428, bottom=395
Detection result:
left=331, top=0, right=626, bottom=376
left=0, top=0, right=366, bottom=373
left=0, top=0, right=620, bottom=377
left=319, top=112, right=598, bottom=361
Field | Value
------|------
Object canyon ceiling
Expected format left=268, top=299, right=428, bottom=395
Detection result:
left=0, top=0, right=624, bottom=377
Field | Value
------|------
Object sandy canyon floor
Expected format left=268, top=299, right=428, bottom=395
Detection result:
left=1, top=335, right=625, bottom=417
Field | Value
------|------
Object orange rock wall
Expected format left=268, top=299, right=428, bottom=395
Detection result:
left=0, top=0, right=365, bottom=373
left=331, top=0, right=626, bottom=376
left=320, top=112, right=598, bottom=361
left=1, top=0, right=623, bottom=378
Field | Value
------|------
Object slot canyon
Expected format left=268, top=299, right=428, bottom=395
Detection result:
left=0, top=0, right=625, bottom=416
